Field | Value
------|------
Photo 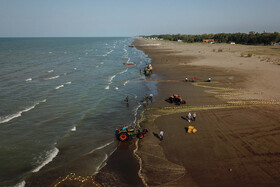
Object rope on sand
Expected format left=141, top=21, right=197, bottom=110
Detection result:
left=53, top=173, right=101, bottom=187
left=133, top=111, right=149, bottom=187
left=133, top=139, right=149, bottom=187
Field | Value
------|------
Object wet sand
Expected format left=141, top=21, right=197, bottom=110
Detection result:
left=132, top=38, right=280, bottom=186
left=94, top=142, right=143, bottom=187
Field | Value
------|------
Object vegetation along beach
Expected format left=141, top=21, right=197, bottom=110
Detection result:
left=1, top=0, right=280, bottom=186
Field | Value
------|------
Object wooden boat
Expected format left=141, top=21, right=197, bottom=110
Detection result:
left=123, top=62, right=136, bottom=65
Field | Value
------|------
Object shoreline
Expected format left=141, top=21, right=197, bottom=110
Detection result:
left=95, top=37, right=280, bottom=186
left=132, top=38, right=280, bottom=186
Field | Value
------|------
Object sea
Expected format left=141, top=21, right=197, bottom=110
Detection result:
left=0, top=37, right=157, bottom=186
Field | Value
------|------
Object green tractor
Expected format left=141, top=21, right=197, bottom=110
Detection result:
left=116, top=126, right=148, bottom=142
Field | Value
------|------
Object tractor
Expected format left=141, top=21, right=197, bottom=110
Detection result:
left=167, top=94, right=186, bottom=105
left=116, top=126, right=148, bottom=142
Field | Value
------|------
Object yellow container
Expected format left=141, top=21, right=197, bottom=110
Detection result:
left=188, top=126, right=194, bottom=134
left=192, top=128, right=198, bottom=133
left=188, top=126, right=194, bottom=130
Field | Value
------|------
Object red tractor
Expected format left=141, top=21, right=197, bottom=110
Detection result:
left=116, top=126, right=148, bottom=142
left=167, top=94, right=186, bottom=105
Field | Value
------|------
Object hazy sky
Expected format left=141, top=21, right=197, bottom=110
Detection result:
left=0, top=0, right=279, bottom=37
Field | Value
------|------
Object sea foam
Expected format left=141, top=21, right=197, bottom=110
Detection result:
left=123, top=80, right=130, bottom=86
left=32, top=147, right=59, bottom=172
left=133, top=104, right=142, bottom=126
left=14, top=180, right=26, bottom=187
left=55, top=85, right=64, bottom=90
left=71, top=126, right=76, bottom=131
left=88, top=140, right=114, bottom=154
left=93, top=153, right=108, bottom=175
left=45, top=75, right=59, bottom=80
left=0, top=99, right=46, bottom=124
left=102, top=49, right=114, bottom=56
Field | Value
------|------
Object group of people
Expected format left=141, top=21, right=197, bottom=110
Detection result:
left=185, top=77, right=195, bottom=82
left=143, top=64, right=153, bottom=75
left=143, top=93, right=153, bottom=103
left=187, top=112, right=196, bottom=122
left=124, top=94, right=153, bottom=105
left=144, top=64, right=153, bottom=72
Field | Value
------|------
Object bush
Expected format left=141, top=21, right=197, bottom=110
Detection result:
left=213, top=49, right=216, bottom=52
left=247, top=53, right=253, bottom=57
left=218, top=49, right=223, bottom=52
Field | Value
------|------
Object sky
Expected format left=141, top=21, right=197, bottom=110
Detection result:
left=0, top=0, right=280, bottom=37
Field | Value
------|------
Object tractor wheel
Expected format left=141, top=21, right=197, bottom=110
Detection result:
left=138, top=133, right=144, bottom=139
left=119, top=133, right=128, bottom=141
left=169, top=97, right=173, bottom=103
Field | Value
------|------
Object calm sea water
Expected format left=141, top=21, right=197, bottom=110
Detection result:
left=0, top=37, right=156, bottom=186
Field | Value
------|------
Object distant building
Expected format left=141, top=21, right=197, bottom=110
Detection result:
left=203, top=39, right=215, bottom=43
left=177, top=39, right=182, bottom=42
left=228, top=41, right=236, bottom=45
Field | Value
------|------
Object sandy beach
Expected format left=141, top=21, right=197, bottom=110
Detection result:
left=129, top=38, right=280, bottom=186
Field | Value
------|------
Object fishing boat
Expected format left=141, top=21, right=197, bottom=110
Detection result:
left=123, top=62, right=136, bottom=65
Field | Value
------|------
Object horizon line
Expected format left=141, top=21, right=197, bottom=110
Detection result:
left=0, top=36, right=136, bottom=38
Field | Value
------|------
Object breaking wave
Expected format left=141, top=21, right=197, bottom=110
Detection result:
left=105, top=68, right=128, bottom=89
left=70, top=126, right=76, bottom=132
left=0, top=99, right=47, bottom=124
left=55, top=85, right=64, bottom=90
left=32, top=147, right=59, bottom=172
left=102, top=49, right=114, bottom=56
left=14, top=180, right=25, bottom=187
left=123, top=80, right=130, bottom=86
left=45, top=75, right=60, bottom=80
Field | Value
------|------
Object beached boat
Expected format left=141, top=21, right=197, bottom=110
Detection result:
left=123, top=62, right=136, bottom=65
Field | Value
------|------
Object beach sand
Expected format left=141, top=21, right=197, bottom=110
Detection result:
left=92, top=38, right=280, bottom=187
left=129, top=38, right=280, bottom=187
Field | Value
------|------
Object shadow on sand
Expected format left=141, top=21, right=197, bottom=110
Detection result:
left=153, top=132, right=160, bottom=140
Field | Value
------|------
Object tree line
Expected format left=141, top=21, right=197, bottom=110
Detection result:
left=145, top=32, right=280, bottom=45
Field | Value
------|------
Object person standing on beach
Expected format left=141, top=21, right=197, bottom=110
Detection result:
left=159, top=130, right=164, bottom=141
left=149, top=93, right=153, bottom=103
left=187, top=112, right=192, bottom=122
left=193, top=112, right=197, bottom=121
left=192, top=77, right=195, bottom=82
